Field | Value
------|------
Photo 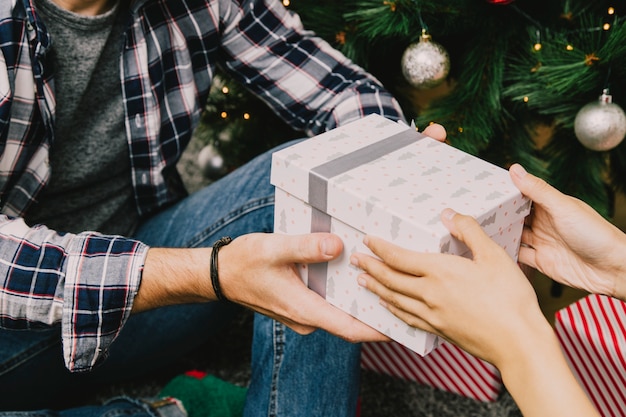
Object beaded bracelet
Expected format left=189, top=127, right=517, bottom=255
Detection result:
left=210, top=236, right=232, bottom=302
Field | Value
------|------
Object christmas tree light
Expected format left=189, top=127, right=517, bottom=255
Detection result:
left=200, top=0, right=626, bottom=218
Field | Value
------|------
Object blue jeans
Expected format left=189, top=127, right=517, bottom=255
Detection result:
left=0, top=142, right=360, bottom=417
left=0, top=397, right=187, bottom=417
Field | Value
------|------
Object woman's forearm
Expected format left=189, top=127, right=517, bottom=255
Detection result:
left=498, top=320, right=600, bottom=417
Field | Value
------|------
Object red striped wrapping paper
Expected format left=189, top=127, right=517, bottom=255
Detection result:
left=554, top=294, right=626, bottom=417
left=361, top=340, right=503, bottom=402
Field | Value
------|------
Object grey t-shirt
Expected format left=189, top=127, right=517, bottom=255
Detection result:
left=25, top=0, right=138, bottom=236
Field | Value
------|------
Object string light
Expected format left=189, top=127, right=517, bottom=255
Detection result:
left=282, top=0, right=290, bottom=6
left=584, top=53, right=600, bottom=66
left=523, top=96, right=529, bottom=103
left=220, top=111, right=228, bottom=119
left=335, top=31, right=346, bottom=45
left=514, top=6, right=626, bottom=61
left=221, top=86, right=229, bottom=94
left=383, top=1, right=397, bottom=12
left=533, top=30, right=542, bottom=51
left=243, top=113, right=251, bottom=120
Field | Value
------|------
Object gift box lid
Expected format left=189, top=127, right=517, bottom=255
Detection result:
left=270, top=114, right=531, bottom=254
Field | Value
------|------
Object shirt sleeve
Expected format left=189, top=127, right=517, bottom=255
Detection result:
left=219, top=0, right=406, bottom=135
left=0, top=215, right=148, bottom=372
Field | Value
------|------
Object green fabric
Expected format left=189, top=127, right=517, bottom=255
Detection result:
left=159, top=374, right=247, bottom=417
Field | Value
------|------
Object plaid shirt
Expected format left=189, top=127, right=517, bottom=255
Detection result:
left=0, top=0, right=403, bottom=372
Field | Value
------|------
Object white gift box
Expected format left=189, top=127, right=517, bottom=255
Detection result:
left=271, top=114, right=531, bottom=355
left=555, top=294, right=626, bottom=416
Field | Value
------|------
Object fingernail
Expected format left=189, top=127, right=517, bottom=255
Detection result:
left=510, top=163, right=527, bottom=179
left=321, top=237, right=333, bottom=256
left=441, top=208, right=456, bottom=221
left=350, top=255, right=359, bottom=267
left=357, top=276, right=366, bottom=287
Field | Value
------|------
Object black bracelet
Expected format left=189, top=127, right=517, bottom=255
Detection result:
left=210, top=236, right=232, bottom=302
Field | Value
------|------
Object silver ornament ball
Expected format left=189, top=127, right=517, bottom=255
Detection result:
left=574, top=90, right=626, bottom=151
left=197, top=143, right=226, bottom=178
left=401, top=32, right=450, bottom=89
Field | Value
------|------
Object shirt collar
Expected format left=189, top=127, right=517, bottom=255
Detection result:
left=130, top=0, right=149, bottom=13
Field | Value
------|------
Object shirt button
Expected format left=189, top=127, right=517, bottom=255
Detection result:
left=26, top=22, right=34, bottom=32
left=134, top=114, right=144, bottom=128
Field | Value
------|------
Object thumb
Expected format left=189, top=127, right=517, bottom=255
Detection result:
left=441, top=209, right=499, bottom=259
left=509, top=163, right=561, bottom=208
left=422, top=123, right=447, bottom=143
left=273, top=233, right=344, bottom=264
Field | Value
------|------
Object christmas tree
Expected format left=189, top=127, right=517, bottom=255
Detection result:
left=197, top=0, right=626, bottom=218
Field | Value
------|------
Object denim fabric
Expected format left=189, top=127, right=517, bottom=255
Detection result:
left=0, top=397, right=187, bottom=417
left=244, top=315, right=361, bottom=417
left=0, top=140, right=360, bottom=416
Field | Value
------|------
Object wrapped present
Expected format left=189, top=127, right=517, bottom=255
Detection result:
left=555, top=294, right=626, bottom=417
left=271, top=114, right=531, bottom=356
left=361, top=340, right=503, bottom=402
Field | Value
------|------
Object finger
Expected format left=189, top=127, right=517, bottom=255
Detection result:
left=360, top=235, right=445, bottom=277
left=421, top=123, right=447, bottom=142
left=358, top=267, right=425, bottom=309
left=509, top=164, right=563, bottom=209
left=354, top=251, right=425, bottom=297
left=268, top=233, right=344, bottom=264
left=440, top=209, right=502, bottom=260
left=517, top=245, right=538, bottom=270
left=251, top=280, right=388, bottom=342
left=521, top=226, right=535, bottom=247
left=382, top=296, right=439, bottom=336
left=304, top=296, right=390, bottom=342
left=361, top=273, right=445, bottom=338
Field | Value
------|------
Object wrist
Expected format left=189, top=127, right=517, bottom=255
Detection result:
left=612, top=262, right=626, bottom=302
left=210, top=236, right=233, bottom=301
left=497, top=320, right=589, bottom=417
left=605, top=231, right=626, bottom=301
left=616, top=236, right=626, bottom=301
left=494, top=313, right=553, bottom=370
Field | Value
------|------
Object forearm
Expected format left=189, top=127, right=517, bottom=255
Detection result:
left=133, top=247, right=215, bottom=312
left=220, top=0, right=404, bottom=135
left=498, top=321, right=600, bottom=417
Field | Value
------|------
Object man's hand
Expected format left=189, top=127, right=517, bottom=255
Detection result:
left=137, top=233, right=389, bottom=344
left=218, top=232, right=388, bottom=343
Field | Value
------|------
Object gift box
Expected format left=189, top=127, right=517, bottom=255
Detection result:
left=555, top=294, right=626, bottom=417
left=361, top=340, right=503, bottom=402
left=271, top=114, right=531, bottom=356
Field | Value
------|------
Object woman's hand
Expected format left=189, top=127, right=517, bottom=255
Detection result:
left=349, top=209, right=546, bottom=367
left=510, top=164, right=626, bottom=301
left=349, top=210, right=600, bottom=417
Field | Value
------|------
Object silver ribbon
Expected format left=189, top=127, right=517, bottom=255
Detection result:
left=306, top=128, right=423, bottom=297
